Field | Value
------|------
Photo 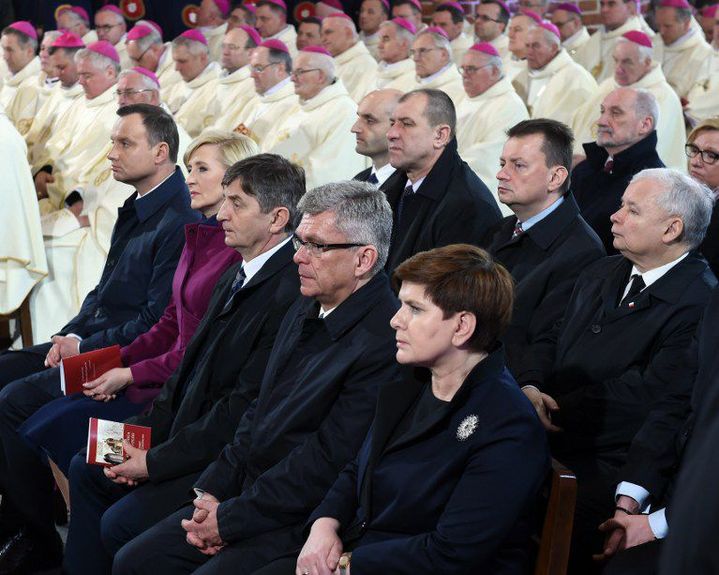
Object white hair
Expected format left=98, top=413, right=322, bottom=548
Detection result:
left=417, top=29, right=452, bottom=61
left=302, top=50, right=336, bottom=83
left=75, top=47, right=121, bottom=75
left=540, top=26, right=561, bottom=47
left=380, top=20, right=415, bottom=45
left=172, top=35, right=210, bottom=56
left=132, top=23, right=163, bottom=51
left=325, top=14, right=359, bottom=40
left=118, top=68, right=160, bottom=90
left=616, top=37, right=653, bottom=63
left=96, top=7, right=125, bottom=24
left=634, top=88, right=659, bottom=130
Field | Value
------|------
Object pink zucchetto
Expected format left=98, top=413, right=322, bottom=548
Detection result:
left=518, top=8, right=542, bottom=22
left=702, top=4, right=718, bottom=17
left=319, top=0, right=344, bottom=10
left=130, top=66, right=160, bottom=87
left=239, top=24, right=262, bottom=45
left=379, top=0, right=390, bottom=9
left=424, top=25, right=449, bottom=38
left=137, top=19, right=163, bottom=37
left=539, top=20, right=560, bottom=38
left=258, top=0, right=288, bottom=10
left=260, top=38, right=290, bottom=52
left=8, top=21, right=37, bottom=40
left=60, top=6, right=90, bottom=22
left=658, top=0, right=691, bottom=8
left=391, top=17, right=417, bottom=34
left=301, top=44, right=332, bottom=56
left=51, top=31, right=85, bottom=48
left=439, top=1, right=464, bottom=12
left=214, top=0, right=232, bottom=16
left=407, top=0, right=422, bottom=10
left=87, top=40, right=120, bottom=63
left=622, top=29, right=653, bottom=48
left=180, top=29, right=209, bottom=45
left=554, top=2, right=582, bottom=14
left=326, top=11, right=353, bottom=19
left=493, top=0, right=511, bottom=14
left=469, top=42, right=500, bottom=57
left=97, top=4, right=124, bottom=16
left=243, top=3, right=258, bottom=12
left=127, top=25, right=152, bottom=41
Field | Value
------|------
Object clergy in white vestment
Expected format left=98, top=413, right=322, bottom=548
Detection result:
left=551, top=3, right=591, bottom=64
left=315, top=0, right=345, bottom=17
left=0, top=105, right=47, bottom=317
left=321, top=13, right=378, bottom=102
left=37, top=31, right=62, bottom=100
left=474, top=0, right=511, bottom=60
left=25, top=32, right=85, bottom=169
left=56, top=6, right=98, bottom=46
left=125, top=23, right=183, bottom=104
left=513, top=23, right=597, bottom=126
left=457, top=43, right=528, bottom=215
left=571, top=31, right=686, bottom=171
left=699, top=4, right=718, bottom=41
left=94, top=5, right=132, bottom=70
left=167, top=30, right=220, bottom=137
left=504, top=10, right=540, bottom=81
left=653, top=0, right=714, bottom=100
left=228, top=3, right=257, bottom=29
left=256, top=0, right=298, bottom=58
left=233, top=39, right=299, bottom=147
left=375, top=18, right=416, bottom=90
left=197, top=0, right=231, bottom=62
left=410, top=27, right=465, bottom=107
left=359, top=0, right=390, bottom=60
left=268, top=46, right=366, bottom=189
left=686, top=48, right=719, bottom=124
left=392, top=0, right=427, bottom=34
left=0, top=21, right=42, bottom=135
left=432, top=2, right=473, bottom=64
left=210, top=25, right=261, bottom=131
left=297, top=17, right=323, bottom=50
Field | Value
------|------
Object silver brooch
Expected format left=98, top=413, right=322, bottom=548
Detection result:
left=456, top=415, right=479, bottom=441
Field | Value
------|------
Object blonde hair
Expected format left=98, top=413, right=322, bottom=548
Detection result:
left=183, top=129, right=260, bottom=169
left=688, top=118, right=719, bottom=145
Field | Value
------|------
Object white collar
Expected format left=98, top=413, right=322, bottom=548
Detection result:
left=371, top=163, right=397, bottom=187
left=137, top=169, right=175, bottom=199
left=629, top=252, right=689, bottom=288
left=263, top=76, right=291, bottom=96
left=417, top=63, right=452, bottom=84
left=241, top=234, right=292, bottom=284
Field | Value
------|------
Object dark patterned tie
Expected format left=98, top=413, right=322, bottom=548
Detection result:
left=223, top=267, right=246, bottom=311
left=367, top=173, right=379, bottom=185
left=512, top=221, right=524, bottom=239
left=620, top=274, right=645, bottom=307
left=396, top=185, right=414, bottom=226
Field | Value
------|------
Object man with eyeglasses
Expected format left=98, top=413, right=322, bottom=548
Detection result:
left=233, top=39, right=298, bottom=148
left=409, top=27, right=465, bottom=107
left=375, top=17, right=417, bottom=91
left=197, top=0, right=231, bottom=63
left=551, top=3, right=591, bottom=64
left=114, top=180, right=401, bottom=575
left=456, top=42, right=527, bottom=214
left=125, top=22, right=183, bottom=103
left=94, top=5, right=132, bottom=70
left=210, top=25, right=261, bottom=132
left=268, top=45, right=365, bottom=189
left=474, top=0, right=510, bottom=60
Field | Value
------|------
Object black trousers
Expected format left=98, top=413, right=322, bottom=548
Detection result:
left=0, top=342, right=52, bottom=390
left=603, top=540, right=662, bottom=575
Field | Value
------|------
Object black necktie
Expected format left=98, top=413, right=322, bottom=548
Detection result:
left=603, top=158, right=614, bottom=174
left=223, top=267, right=246, bottom=311
left=512, top=221, right=524, bottom=239
left=367, top=173, right=379, bottom=185
left=620, top=274, right=645, bottom=307
left=396, top=184, right=414, bottom=225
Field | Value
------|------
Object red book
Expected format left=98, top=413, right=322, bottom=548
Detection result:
left=60, top=344, right=122, bottom=396
left=86, top=417, right=152, bottom=467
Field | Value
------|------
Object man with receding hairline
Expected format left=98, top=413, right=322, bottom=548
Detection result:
left=375, top=18, right=416, bottom=91
left=0, top=21, right=41, bottom=134
left=359, top=0, right=390, bottom=60
left=197, top=0, right=231, bottom=62
left=409, top=27, right=465, bottom=107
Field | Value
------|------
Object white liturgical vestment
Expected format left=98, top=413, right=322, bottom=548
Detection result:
left=334, top=41, right=379, bottom=102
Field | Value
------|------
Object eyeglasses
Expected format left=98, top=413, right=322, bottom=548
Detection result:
left=291, top=67, right=321, bottom=77
left=686, top=143, right=719, bottom=165
left=221, top=43, right=245, bottom=51
left=292, top=236, right=365, bottom=257
left=552, top=19, right=572, bottom=27
left=115, top=89, right=155, bottom=98
left=475, top=14, right=502, bottom=23
left=96, top=23, right=122, bottom=33
left=409, top=47, right=440, bottom=58
left=251, top=62, right=280, bottom=73
left=459, top=63, right=494, bottom=75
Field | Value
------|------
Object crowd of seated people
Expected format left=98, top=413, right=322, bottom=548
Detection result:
left=0, top=1, right=719, bottom=574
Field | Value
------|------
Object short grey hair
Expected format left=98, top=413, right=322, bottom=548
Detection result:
left=631, top=168, right=715, bottom=249
left=43, top=30, right=62, bottom=46
left=75, top=47, right=121, bottom=75
left=301, top=50, right=335, bottom=83
left=172, top=35, right=210, bottom=56
left=417, top=29, right=452, bottom=61
left=381, top=20, right=415, bottom=46
left=119, top=68, right=160, bottom=91
left=540, top=26, right=561, bottom=47
left=132, top=24, right=163, bottom=51
left=298, top=180, right=393, bottom=274
left=616, top=37, right=653, bottom=64
left=633, top=88, right=659, bottom=130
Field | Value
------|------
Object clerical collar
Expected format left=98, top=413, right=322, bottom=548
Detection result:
left=519, top=196, right=564, bottom=232
left=629, top=252, right=689, bottom=288
left=418, top=63, right=452, bottom=85
left=563, top=27, right=585, bottom=47
left=371, top=163, right=396, bottom=187
left=241, top=234, right=292, bottom=285
left=667, top=28, right=695, bottom=48
left=380, top=59, right=410, bottom=71
left=263, top=76, right=291, bottom=97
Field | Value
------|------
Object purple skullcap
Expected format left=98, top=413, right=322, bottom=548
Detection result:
left=180, top=28, right=209, bottom=45
left=659, top=0, right=691, bottom=8
left=469, top=41, right=500, bottom=56
left=97, top=4, right=124, bottom=16
left=260, top=38, right=289, bottom=52
left=138, top=19, right=163, bottom=37
left=301, top=44, right=332, bottom=56
left=214, top=0, right=231, bottom=16
left=258, top=0, right=288, bottom=10
left=130, top=66, right=160, bottom=86
left=518, top=8, right=542, bottom=22
left=554, top=2, right=582, bottom=14
left=377, top=0, right=391, bottom=9
left=52, top=30, right=85, bottom=48
left=391, top=16, right=417, bottom=34
left=439, top=1, right=464, bottom=12
left=127, top=25, right=152, bottom=41
left=424, top=25, right=449, bottom=38
left=87, top=40, right=120, bottom=62
left=243, top=2, right=258, bottom=12
left=539, top=20, right=560, bottom=37
left=8, top=21, right=37, bottom=40
left=326, top=11, right=353, bottom=19
left=399, top=0, right=423, bottom=11
left=66, top=6, right=90, bottom=22
left=702, top=3, right=718, bottom=17
left=319, top=0, right=344, bottom=9
left=622, top=29, right=652, bottom=47
left=239, top=24, right=262, bottom=45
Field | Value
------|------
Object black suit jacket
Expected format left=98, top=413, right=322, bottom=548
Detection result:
left=385, top=138, right=502, bottom=273
left=353, top=166, right=407, bottom=215
left=194, top=272, right=401, bottom=555
left=543, top=253, right=716, bottom=459
left=128, top=240, right=299, bottom=483
left=488, top=195, right=605, bottom=387
left=308, top=349, right=549, bottom=575
left=571, top=131, right=664, bottom=254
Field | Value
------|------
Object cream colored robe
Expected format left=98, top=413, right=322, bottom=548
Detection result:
left=156, top=45, right=183, bottom=105
left=490, top=34, right=510, bottom=60
left=0, top=108, right=47, bottom=316
left=210, top=65, right=256, bottom=132
left=450, top=33, right=473, bottom=64
left=268, top=25, right=298, bottom=59
left=513, top=49, right=597, bottom=127
left=360, top=31, right=381, bottom=61
left=173, top=62, right=221, bottom=138
left=653, top=30, right=714, bottom=99
left=203, top=22, right=228, bottom=62
left=686, top=51, right=719, bottom=124
left=413, top=64, right=465, bottom=107
left=376, top=58, right=416, bottom=90
left=456, top=77, right=528, bottom=217
left=235, top=78, right=299, bottom=148
left=563, top=27, right=591, bottom=64
left=114, top=36, right=133, bottom=70
left=82, top=30, right=99, bottom=45
left=0, top=57, right=42, bottom=135
left=571, top=64, right=686, bottom=171
left=268, top=80, right=367, bottom=189
left=335, top=41, right=379, bottom=102
left=504, top=55, right=526, bottom=83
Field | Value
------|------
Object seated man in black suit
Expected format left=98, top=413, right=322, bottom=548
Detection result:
left=488, top=118, right=605, bottom=417
left=571, top=87, right=664, bottom=253
left=527, top=168, right=716, bottom=573
left=113, top=181, right=401, bottom=575
left=384, top=88, right=501, bottom=272
left=60, top=154, right=304, bottom=575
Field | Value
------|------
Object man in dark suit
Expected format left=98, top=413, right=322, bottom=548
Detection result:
left=384, top=88, right=501, bottom=272
left=0, top=104, right=199, bottom=573
left=113, top=181, right=401, bottom=575
left=59, top=154, right=304, bottom=575
left=488, top=118, right=605, bottom=419
left=571, top=87, right=664, bottom=253
left=527, top=168, right=716, bottom=573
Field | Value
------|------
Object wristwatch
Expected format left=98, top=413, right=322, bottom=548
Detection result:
left=338, top=553, right=351, bottom=574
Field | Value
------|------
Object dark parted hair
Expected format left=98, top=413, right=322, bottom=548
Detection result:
left=48, top=45, right=83, bottom=58
left=507, top=118, right=574, bottom=194
left=300, top=16, right=323, bottom=27
left=394, top=0, right=422, bottom=13
left=436, top=3, right=465, bottom=23
left=256, top=0, right=287, bottom=14
left=117, top=103, right=180, bottom=163
left=222, top=153, right=305, bottom=232
left=1, top=26, right=38, bottom=51
left=485, top=0, right=510, bottom=25
left=266, top=44, right=293, bottom=73
left=401, top=88, right=457, bottom=139
left=393, top=244, right=514, bottom=353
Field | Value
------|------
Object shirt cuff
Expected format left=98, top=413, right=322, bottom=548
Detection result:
left=66, top=333, right=83, bottom=342
left=616, top=481, right=651, bottom=511
left=521, top=384, right=540, bottom=393
left=648, top=508, right=668, bottom=539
